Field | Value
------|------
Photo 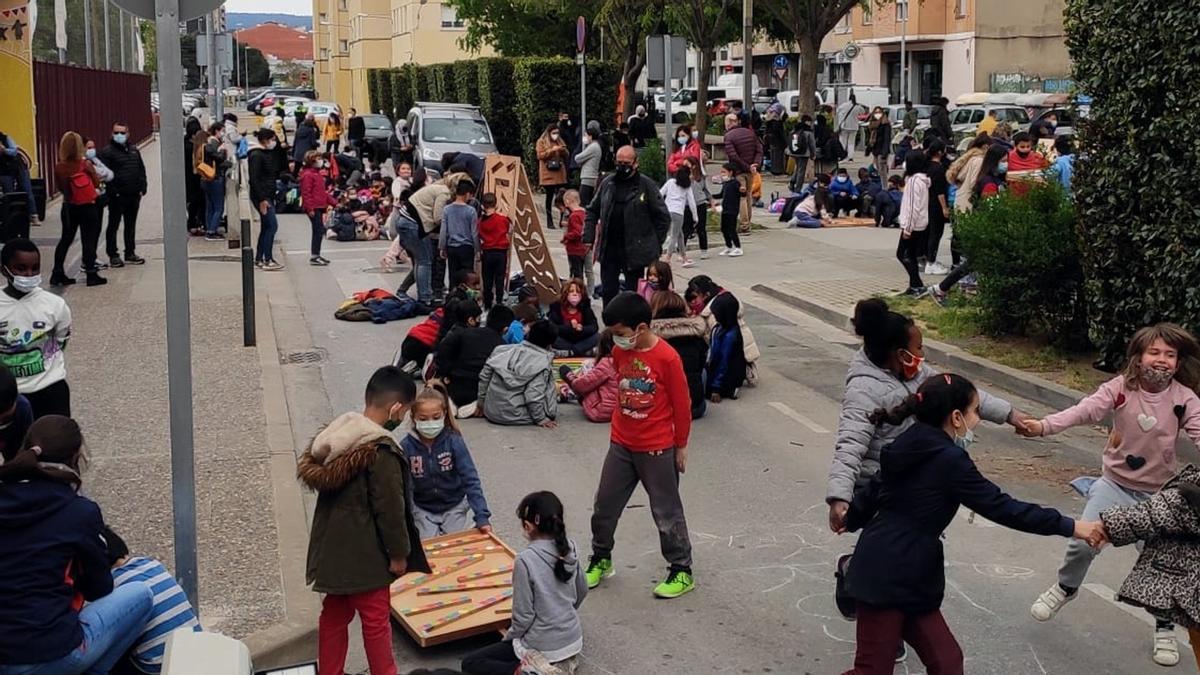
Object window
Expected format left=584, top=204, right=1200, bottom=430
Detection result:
left=422, top=117, right=492, bottom=144
left=835, top=13, right=850, bottom=34
left=319, top=48, right=329, bottom=60
left=896, top=0, right=908, bottom=21
left=337, top=0, right=346, bottom=10
left=862, top=7, right=872, bottom=25
left=318, top=12, right=327, bottom=23
left=339, top=39, right=348, bottom=53
left=955, top=0, right=968, bottom=17
left=719, top=49, right=728, bottom=61
left=441, top=5, right=464, bottom=29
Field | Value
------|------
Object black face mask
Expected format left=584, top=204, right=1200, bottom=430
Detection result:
left=615, top=164, right=636, bottom=180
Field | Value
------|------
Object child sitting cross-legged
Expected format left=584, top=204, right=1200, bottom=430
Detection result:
left=479, top=320, right=559, bottom=428
left=434, top=302, right=507, bottom=417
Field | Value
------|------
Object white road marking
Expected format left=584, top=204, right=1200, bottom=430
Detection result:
left=285, top=244, right=389, bottom=255
left=768, top=401, right=830, bottom=434
left=1083, top=583, right=1192, bottom=646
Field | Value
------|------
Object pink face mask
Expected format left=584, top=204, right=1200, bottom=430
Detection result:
left=567, top=293, right=582, bottom=305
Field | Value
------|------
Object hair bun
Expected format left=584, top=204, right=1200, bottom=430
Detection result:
left=853, top=298, right=889, bottom=338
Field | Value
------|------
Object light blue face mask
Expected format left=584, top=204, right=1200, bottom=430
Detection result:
left=953, top=426, right=976, bottom=450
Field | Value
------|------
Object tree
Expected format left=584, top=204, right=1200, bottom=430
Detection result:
left=596, top=0, right=660, bottom=120
left=761, top=0, right=864, bottom=115
left=664, top=0, right=740, bottom=133
left=240, top=45, right=272, bottom=87
left=448, top=0, right=597, bottom=57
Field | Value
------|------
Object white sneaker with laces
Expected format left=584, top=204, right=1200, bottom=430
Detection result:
left=927, top=261, right=950, bottom=275
left=700, top=250, right=709, bottom=260
left=718, top=247, right=729, bottom=256
left=1154, top=628, right=1181, bottom=667
left=1030, top=584, right=1075, bottom=622
left=729, top=248, right=744, bottom=257
left=681, top=259, right=695, bottom=268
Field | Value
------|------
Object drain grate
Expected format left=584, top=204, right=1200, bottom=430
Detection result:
left=280, top=349, right=326, bottom=365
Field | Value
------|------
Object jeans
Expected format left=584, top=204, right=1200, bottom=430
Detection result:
left=480, top=249, right=507, bottom=309
left=308, top=208, right=325, bottom=257
left=555, top=333, right=599, bottom=357
left=411, top=497, right=472, bottom=539
left=579, top=183, right=595, bottom=209
left=832, top=193, right=857, bottom=217
left=445, top=244, right=475, bottom=289
left=255, top=203, right=279, bottom=264
left=395, top=217, right=432, bottom=303
left=896, top=230, right=927, bottom=290
left=0, top=582, right=154, bottom=675
left=318, top=588, right=397, bottom=675
left=789, top=213, right=822, bottom=229
left=1058, top=476, right=1151, bottom=589
left=105, top=192, right=141, bottom=258
left=844, top=604, right=962, bottom=675
left=789, top=156, right=809, bottom=191
left=590, top=443, right=692, bottom=570
left=461, top=641, right=519, bottom=675
left=599, top=255, right=643, bottom=306
left=202, top=179, right=225, bottom=235
left=55, top=203, right=101, bottom=276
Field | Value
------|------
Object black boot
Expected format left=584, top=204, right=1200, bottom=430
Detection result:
left=86, top=271, right=107, bottom=287
left=50, top=270, right=75, bottom=286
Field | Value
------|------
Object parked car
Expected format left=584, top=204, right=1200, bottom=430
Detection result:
left=405, top=102, right=497, bottom=178
left=1032, top=107, right=1081, bottom=138
left=283, top=100, right=342, bottom=132
left=359, top=113, right=394, bottom=160
left=251, top=88, right=315, bottom=114
left=657, top=88, right=731, bottom=123
left=950, top=104, right=1029, bottom=147
left=775, top=90, right=829, bottom=116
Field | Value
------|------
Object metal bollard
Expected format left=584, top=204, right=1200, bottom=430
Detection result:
left=241, top=246, right=256, bottom=347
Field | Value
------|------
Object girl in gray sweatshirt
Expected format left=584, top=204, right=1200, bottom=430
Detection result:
left=461, top=491, right=588, bottom=675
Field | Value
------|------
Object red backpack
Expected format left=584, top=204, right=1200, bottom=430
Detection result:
left=67, top=166, right=97, bottom=205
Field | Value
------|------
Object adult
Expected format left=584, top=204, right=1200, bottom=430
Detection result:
left=292, top=114, right=319, bottom=169
left=183, top=117, right=205, bottom=236
left=323, top=111, right=343, bottom=155
left=730, top=100, right=761, bottom=134
left=98, top=121, right=148, bottom=266
left=764, top=102, right=788, bottom=176
left=0, top=131, right=38, bottom=232
left=0, top=416, right=155, bottom=673
left=977, top=109, right=999, bottom=136
left=901, top=100, right=918, bottom=134
left=866, top=107, right=893, bottom=179
left=198, top=123, right=230, bottom=242
left=220, top=113, right=246, bottom=247
left=536, top=124, right=569, bottom=230
left=443, top=151, right=484, bottom=187
left=557, top=111, right=580, bottom=161
left=924, top=140, right=951, bottom=276
left=583, top=146, right=670, bottom=305
left=627, top=106, right=654, bottom=150
left=389, top=119, right=414, bottom=170
left=787, top=115, right=818, bottom=192
left=1030, top=111, right=1058, bottom=141
left=723, top=114, right=761, bottom=233
left=835, top=95, right=867, bottom=161
left=248, top=129, right=285, bottom=271
left=574, top=127, right=603, bottom=207
left=346, top=108, right=365, bottom=157
left=408, top=171, right=469, bottom=300
left=667, top=123, right=703, bottom=177
left=293, top=98, right=309, bottom=129
left=52, top=132, right=105, bottom=287
left=947, top=133, right=990, bottom=215
left=928, top=97, right=952, bottom=144
left=547, top=279, right=599, bottom=356
left=825, top=298, right=1031, bottom=534
left=390, top=169, right=434, bottom=306
left=650, top=291, right=708, bottom=420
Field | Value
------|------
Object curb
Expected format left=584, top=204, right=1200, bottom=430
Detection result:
left=751, top=283, right=1087, bottom=411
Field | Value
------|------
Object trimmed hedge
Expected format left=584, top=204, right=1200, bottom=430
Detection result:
left=514, top=58, right=579, bottom=175
left=404, top=63, right=428, bottom=106
left=374, top=69, right=393, bottom=118
left=477, top=58, right=520, bottom=156
left=367, top=69, right=384, bottom=118
left=390, top=68, right=414, bottom=122
left=1066, top=0, right=1200, bottom=365
left=453, top=60, right=480, bottom=105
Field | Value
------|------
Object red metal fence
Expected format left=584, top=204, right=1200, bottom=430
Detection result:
left=33, top=61, right=153, bottom=196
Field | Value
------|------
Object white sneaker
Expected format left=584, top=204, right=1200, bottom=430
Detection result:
left=1154, top=628, right=1181, bottom=667
left=729, top=248, right=744, bottom=257
left=1030, top=584, right=1075, bottom=621
left=262, top=260, right=286, bottom=272
left=681, top=258, right=696, bottom=268
left=700, top=251, right=709, bottom=260
left=926, top=261, right=950, bottom=275
left=718, top=247, right=729, bottom=256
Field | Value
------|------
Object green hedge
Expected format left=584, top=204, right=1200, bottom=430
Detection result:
left=641, top=138, right=667, bottom=184
left=1066, top=0, right=1199, bottom=366
left=453, top=60, right=479, bottom=105
left=404, top=63, right=427, bottom=106
left=514, top=58, right=579, bottom=175
left=367, top=69, right=385, bottom=118
left=477, top=58, right=520, bottom=156
left=390, top=68, right=413, bottom=122
left=954, top=183, right=1088, bottom=345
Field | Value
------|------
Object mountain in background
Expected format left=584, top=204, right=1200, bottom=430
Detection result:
left=227, top=13, right=311, bottom=30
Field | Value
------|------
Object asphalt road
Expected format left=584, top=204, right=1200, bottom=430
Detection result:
left=267, top=214, right=1180, bottom=674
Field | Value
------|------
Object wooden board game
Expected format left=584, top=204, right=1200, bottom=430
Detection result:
left=483, top=155, right=562, bottom=305
left=826, top=216, right=875, bottom=228
left=390, top=530, right=517, bottom=647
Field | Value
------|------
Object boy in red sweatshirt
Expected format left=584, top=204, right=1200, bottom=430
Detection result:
left=586, top=291, right=695, bottom=599
left=477, top=192, right=511, bottom=310
left=561, top=189, right=588, bottom=281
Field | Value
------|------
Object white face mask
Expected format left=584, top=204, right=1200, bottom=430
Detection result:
left=6, top=268, right=41, bottom=292
left=613, top=331, right=638, bottom=350
left=415, top=418, right=445, bottom=439
left=266, top=141, right=278, bottom=150
left=691, top=130, right=700, bottom=139
left=677, top=136, right=688, bottom=145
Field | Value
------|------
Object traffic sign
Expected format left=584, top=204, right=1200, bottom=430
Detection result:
left=112, top=0, right=220, bottom=22
left=772, top=54, right=789, bottom=69
left=576, top=16, right=586, bottom=54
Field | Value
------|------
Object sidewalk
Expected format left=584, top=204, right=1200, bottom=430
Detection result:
left=30, top=136, right=299, bottom=639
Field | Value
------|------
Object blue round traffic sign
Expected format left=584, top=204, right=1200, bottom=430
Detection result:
left=772, top=54, right=789, bottom=69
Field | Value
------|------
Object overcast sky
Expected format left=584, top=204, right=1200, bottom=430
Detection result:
left=225, top=0, right=311, bottom=15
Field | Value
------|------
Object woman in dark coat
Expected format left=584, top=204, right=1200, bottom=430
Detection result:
left=184, top=117, right=204, bottom=235
left=840, top=373, right=1101, bottom=675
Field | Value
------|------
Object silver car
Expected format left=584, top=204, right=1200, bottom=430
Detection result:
left=406, top=103, right=497, bottom=177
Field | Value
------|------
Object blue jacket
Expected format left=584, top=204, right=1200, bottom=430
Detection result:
left=0, top=479, right=113, bottom=664
left=706, top=325, right=746, bottom=397
left=856, top=177, right=883, bottom=201
left=1052, top=154, right=1073, bottom=193
left=829, top=177, right=859, bottom=198
left=876, top=187, right=902, bottom=210
left=845, top=422, right=1073, bottom=613
left=400, top=431, right=491, bottom=526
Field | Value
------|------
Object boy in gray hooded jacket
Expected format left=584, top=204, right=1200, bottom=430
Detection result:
left=478, top=320, right=559, bottom=427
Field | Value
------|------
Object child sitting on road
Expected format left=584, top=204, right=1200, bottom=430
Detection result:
left=706, top=293, right=747, bottom=403
left=651, top=291, right=708, bottom=420
left=298, top=366, right=430, bottom=675
left=506, top=303, right=539, bottom=345
left=461, top=491, right=587, bottom=675
left=434, top=302, right=506, bottom=414
left=828, top=167, right=860, bottom=217
left=561, top=190, right=589, bottom=280
left=103, top=527, right=201, bottom=675
left=561, top=331, right=619, bottom=423
left=856, top=167, right=883, bottom=218
left=400, top=385, right=492, bottom=538
left=479, top=319, right=559, bottom=428
left=548, top=279, right=600, bottom=357
left=874, top=175, right=903, bottom=228
left=1022, top=323, right=1200, bottom=667
left=787, top=173, right=833, bottom=228
left=638, top=260, right=674, bottom=303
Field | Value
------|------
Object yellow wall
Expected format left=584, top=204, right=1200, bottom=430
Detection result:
left=0, top=0, right=38, bottom=177
left=389, top=0, right=491, bottom=65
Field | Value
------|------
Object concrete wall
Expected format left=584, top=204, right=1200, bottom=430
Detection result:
left=942, top=36, right=975, bottom=100
left=974, top=0, right=1069, bottom=91
left=389, top=0, right=491, bottom=66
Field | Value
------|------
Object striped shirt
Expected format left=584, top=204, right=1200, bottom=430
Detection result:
left=111, top=557, right=202, bottom=673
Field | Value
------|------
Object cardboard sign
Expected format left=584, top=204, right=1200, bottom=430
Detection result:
left=484, top=155, right=562, bottom=304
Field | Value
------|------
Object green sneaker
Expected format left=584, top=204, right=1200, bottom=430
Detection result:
left=653, top=569, right=696, bottom=599
left=585, top=557, right=614, bottom=589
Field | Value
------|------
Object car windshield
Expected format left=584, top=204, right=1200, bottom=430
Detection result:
left=363, top=116, right=391, bottom=130
left=422, top=117, right=492, bottom=144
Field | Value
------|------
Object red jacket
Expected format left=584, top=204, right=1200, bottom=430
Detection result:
left=667, top=140, right=702, bottom=175
left=407, top=308, right=444, bottom=347
left=568, top=357, right=619, bottom=423
left=300, top=167, right=336, bottom=211
left=562, top=208, right=588, bottom=256
left=478, top=212, right=510, bottom=250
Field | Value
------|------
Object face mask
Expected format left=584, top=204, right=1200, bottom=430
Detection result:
left=953, top=425, right=976, bottom=450
left=836, top=175, right=847, bottom=183
left=465, top=288, right=481, bottom=301
left=874, top=113, right=883, bottom=120
left=1048, top=120, right=1057, bottom=128
left=415, top=418, right=445, bottom=439
left=85, top=149, right=96, bottom=160
left=615, top=164, right=635, bottom=180
left=550, top=133, right=560, bottom=141
left=691, top=130, right=700, bottom=139
left=1016, top=149, right=1030, bottom=158
left=267, top=141, right=278, bottom=150
left=689, top=298, right=705, bottom=315
left=647, top=279, right=660, bottom=290
left=677, top=136, right=688, bottom=145
left=6, top=268, right=40, bottom=293
left=997, top=161, right=1009, bottom=173
left=613, top=331, right=638, bottom=350
left=898, top=349, right=924, bottom=380
left=567, top=292, right=582, bottom=305
left=1140, top=365, right=1176, bottom=391
left=113, top=133, right=127, bottom=144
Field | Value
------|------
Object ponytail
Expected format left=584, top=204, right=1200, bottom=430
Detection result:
left=516, top=491, right=574, bottom=582
left=869, top=373, right=977, bottom=429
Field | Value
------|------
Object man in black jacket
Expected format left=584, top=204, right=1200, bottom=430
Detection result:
left=97, top=122, right=147, bottom=267
left=583, top=145, right=671, bottom=305
left=346, top=108, right=365, bottom=157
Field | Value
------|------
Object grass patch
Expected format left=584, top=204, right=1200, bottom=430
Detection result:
left=884, top=293, right=1106, bottom=393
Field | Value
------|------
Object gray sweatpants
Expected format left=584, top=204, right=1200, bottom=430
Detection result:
left=666, top=212, right=687, bottom=257
left=1059, top=476, right=1151, bottom=588
left=412, top=497, right=472, bottom=540
left=590, top=442, right=692, bottom=569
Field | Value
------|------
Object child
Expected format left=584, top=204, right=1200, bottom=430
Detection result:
left=894, top=133, right=915, bottom=169
left=828, top=167, right=860, bottom=217
left=687, top=275, right=761, bottom=387
left=297, top=365, right=430, bottom=675
left=478, top=192, right=511, bottom=310
left=434, top=301, right=505, bottom=413
left=439, top=179, right=479, bottom=288
left=638, top=260, right=673, bottom=303
left=1007, top=130, right=1049, bottom=173
left=787, top=174, right=833, bottom=228
left=478, top=319, right=559, bottom=427
left=561, top=189, right=589, bottom=280
left=300, top=151, right=337, bottom=266
left=651, top=291, right=708, bottom=420
left=588, top=292, right=694, bottom=598
left=874, top=175, right=903, bottom=228
left=897, top=150, right=931, bottom=296
left=506, top=303, right=539, bottom=345
left=856, top=167, right=883, bottom=219
left=1051, top=135, right=1074, bottom=194
left=104, top=527, right=202, bottom=675
left=842, top=373, right=1100, bottom=674
left=0, top=238, right=73, bottom=419
left=659, top=166, right=698, bottom=268
left=461, top=491, right=587, bottom=675
left=1022, top=323, right=1200, bottom=667
left=705, top=293, right=747, bottom=403
left=548, top=279, right=599, bottom=357
left=400, top=386, right=492, bottom=538
left=562, top=331, right=619, bottom=423
left=715, top=163, right=744, bottom=257
left=397, top=308, right=444, bottom=376
left=516, top=284, right=543, bottom=318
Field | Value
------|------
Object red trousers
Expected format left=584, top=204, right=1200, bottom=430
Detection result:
left=842, top=604, right=963, bottom=675
left=318, top=587, right=397, bottom=675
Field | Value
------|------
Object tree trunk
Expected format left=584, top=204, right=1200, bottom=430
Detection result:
left=622, top=51, right=646, bottom=121
left=797, top=32, right=820, bottom=116
left=694, top=47, right=714, bottom=137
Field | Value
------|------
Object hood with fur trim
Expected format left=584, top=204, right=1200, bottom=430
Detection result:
left=652, top=315, right=707, bottom=341
left=298, top=412, right=398, bottom=492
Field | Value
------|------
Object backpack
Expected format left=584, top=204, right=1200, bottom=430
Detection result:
left=236, top=137, right=249, bottom=159
left=67, top=168, right=97, bottom=205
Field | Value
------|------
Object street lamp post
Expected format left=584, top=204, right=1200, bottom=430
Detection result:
left=899, top=0, right=908, bottom=103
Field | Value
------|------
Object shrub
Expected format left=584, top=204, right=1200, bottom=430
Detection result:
left=584, top=60, right=622, bottom=129
left=514, top=57, right=579, bottom=176
left=404, top=63, right=427, bottom=105
left=954, top=183, right=1088, bottom=346
left=390, top=68, right=413, bottom=121
left=640, top=138, right=667, bottom=184
left=453, top=60, right=479, bottom=105
left=477, top=58, right=520, bottom=156
left=1066, top=0, right=1200, bottom=366
left=367, top=69, right=385, bottom=118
